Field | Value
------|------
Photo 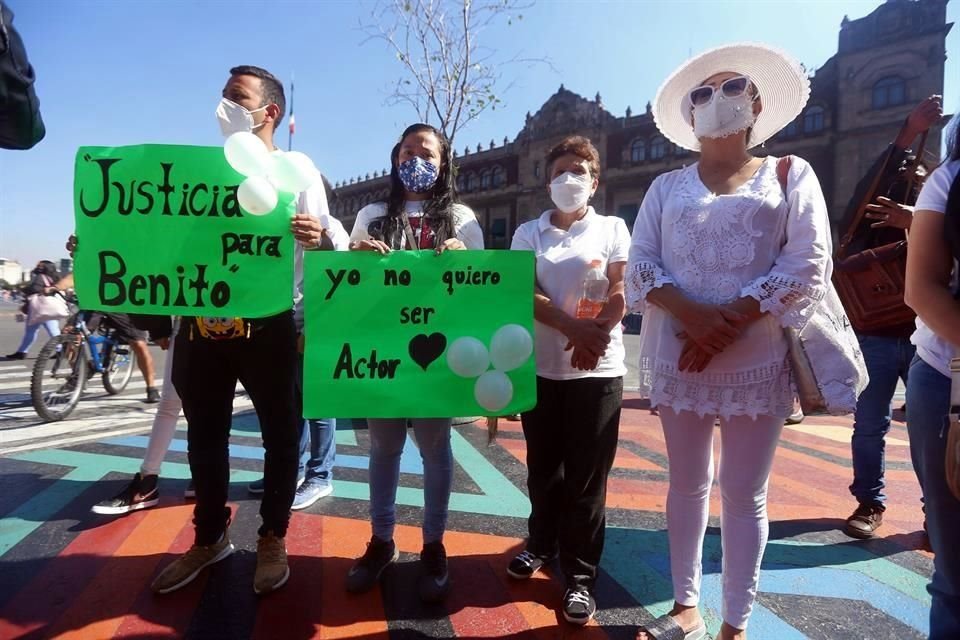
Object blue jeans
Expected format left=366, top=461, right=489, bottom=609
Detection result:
left=849, top=335, right=915, bottom=506
left=17, top=319, right=60, bottom=353
left=906, top=356, right=960, bottom=638
left=299, top=416, right=335, bottom=482
left=366, top=418, right=452, bottom=544
left=296, top=354, right=335, bottom=483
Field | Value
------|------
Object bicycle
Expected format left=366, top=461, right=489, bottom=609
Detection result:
left=31, top=301, right=135, bottom=422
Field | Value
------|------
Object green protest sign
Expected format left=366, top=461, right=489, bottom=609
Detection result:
left=303, top=250, right=536, bottom=418
left=73, top=144, right=295, bottom=317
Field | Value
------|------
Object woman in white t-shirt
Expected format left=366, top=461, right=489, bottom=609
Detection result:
left=345, top=123, right=482, bottom=605
left=903, top=118, right=960, bottom=639
left=629, top=45, right=831, bottom=640
left=507, top=136, right=629, bottom=626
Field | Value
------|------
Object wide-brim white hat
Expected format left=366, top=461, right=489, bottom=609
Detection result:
left=653, top=42, right=810, bottom=151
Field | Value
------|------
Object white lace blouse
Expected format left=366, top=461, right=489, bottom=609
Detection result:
left=626, top=156, right=832, bottom=419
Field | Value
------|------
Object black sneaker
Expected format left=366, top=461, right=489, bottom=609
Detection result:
left=345, top=536, right=398, bottom=593
left=562, top=586, right=596, bottom=625
left=507, top=549, right=556, bottom=579
left=91, top=473, right=160, bottom=515
left=248, top=477, right=265, bottom=495
left=418, top=541, right=450, bottom=603
left=145, top=387, right=160, bottom=403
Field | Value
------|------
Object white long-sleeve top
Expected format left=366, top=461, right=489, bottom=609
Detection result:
left=626, top=155, right=832, bottom=419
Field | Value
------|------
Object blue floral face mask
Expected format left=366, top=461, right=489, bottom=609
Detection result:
left=398, top=157, right=439, bottom=193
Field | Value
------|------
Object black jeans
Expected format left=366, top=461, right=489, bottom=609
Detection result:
left=173, top=312, right=300, bottom=545
left=521, top=375, right=623, bottom=588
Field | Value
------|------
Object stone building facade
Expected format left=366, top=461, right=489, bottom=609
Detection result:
left=332, top=0, right=952, bottom=247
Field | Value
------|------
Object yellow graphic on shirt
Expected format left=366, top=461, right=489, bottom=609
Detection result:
left=195, top=317, right=246, bottom=340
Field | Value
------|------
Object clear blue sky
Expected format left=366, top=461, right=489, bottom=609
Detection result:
left=1, top=0, right=957, bottom=273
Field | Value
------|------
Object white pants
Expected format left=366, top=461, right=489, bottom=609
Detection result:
left=140, top=332, right=183, bottom=476
left=659, top=408, right=784, bottom=630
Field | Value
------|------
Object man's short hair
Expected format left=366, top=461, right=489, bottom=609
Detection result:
left=229, top=65, right=285, bottom=127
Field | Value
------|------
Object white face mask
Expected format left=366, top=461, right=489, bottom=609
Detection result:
left=549, top=171, right=593, bottom=213
left=216, top=98, right=268, bottom=137
left=692, top=92, right=757, bottom=140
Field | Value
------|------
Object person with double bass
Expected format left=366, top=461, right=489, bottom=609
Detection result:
left=834, top=95, right=942, bottom=541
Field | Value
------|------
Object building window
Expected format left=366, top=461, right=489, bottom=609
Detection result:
left=480, top=170, right=491, bottom=189
left=675, top=145, right=689, bottom=156
left=491, top=165, right=505, bottom=188
left=456, top=173, right=466, bottom=192
left=650, top=136, right=666, bottom=160
left=872, top=76, right=906, bottom=110
left=489, top=217, right=508, bottom=249
left=803, top=106, right=825, bottom=133
left=630, top=139, right=646, bottom=163
left=533, top=161, right=540, bottom=179
left=466, top=173, right=478, bottom=192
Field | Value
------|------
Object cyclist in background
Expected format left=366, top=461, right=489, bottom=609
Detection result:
left=47, top=272, right=160, bottom=404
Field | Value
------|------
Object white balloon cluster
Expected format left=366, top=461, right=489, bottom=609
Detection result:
left=446, top=324, right=533, bottom=412
left=223, top=132, right=322, bottom=215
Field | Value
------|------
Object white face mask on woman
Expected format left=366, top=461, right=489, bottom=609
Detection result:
left=549, top=171, right=593, bottom=213
left=693, top=92, right=757, bottom=140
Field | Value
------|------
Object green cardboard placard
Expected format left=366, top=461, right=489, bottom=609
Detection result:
left=73, top=144, right=295, bottom=317
left=303, top=250, right=536, bottom=418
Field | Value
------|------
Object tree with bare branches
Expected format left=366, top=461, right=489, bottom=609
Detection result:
left=362, top=0, right=545, bottom=145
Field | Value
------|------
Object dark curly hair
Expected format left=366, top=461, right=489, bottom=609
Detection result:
left=374, top=123, right=459, bottom=249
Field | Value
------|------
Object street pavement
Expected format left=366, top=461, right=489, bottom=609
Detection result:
left=0, top=311, right=928, bottom=639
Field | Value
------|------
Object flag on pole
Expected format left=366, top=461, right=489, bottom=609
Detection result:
left=287, top=74, right=295, bottom=151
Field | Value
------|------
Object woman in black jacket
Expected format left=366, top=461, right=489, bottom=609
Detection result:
left=7, top=260, right=61, bottom=359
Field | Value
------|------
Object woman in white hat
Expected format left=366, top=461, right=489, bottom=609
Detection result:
left=628, top=44, right=831, bottom=640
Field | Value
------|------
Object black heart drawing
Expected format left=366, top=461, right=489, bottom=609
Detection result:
left=408, top=333, right=447, bottom=371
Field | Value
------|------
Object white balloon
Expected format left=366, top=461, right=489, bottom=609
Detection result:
left=237, top=176, right=278, bottom=215
left=474, top=370, right=513, bottom=413
left=271, top=151, right=320, bottom=193
left=489, top=324, right=533, bottom=372
left=446, top=337, right=490, bottom=378
left=224, top=131, right=272, bottom=177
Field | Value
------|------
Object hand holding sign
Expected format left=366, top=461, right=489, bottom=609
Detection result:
left=223, top=132, right=321, bottom=216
